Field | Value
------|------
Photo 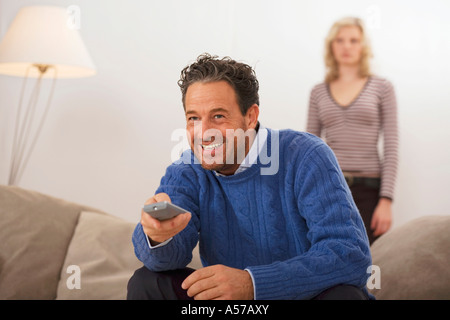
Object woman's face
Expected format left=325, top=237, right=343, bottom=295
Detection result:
left=331, top=26, right=363, bottom=67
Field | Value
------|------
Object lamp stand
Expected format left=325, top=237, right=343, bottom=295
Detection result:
left=8, top=64, right=57, bottom=185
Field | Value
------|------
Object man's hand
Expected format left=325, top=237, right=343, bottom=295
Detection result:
left=141, top=192, right=191, bottom=244
left=181, top=264, right=254, bottom=300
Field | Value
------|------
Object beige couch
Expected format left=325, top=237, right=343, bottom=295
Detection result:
left=1, top=185, right=449, bottom=300
left=0, top=185, right=201, bottom=299
left=369, top=214, right=450, bottom=299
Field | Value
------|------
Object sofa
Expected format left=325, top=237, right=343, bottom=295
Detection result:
left=0, top=185, right=449, bottom=300
left=0, top=185, right=201, bottom=300
left=369, top=214, right=450, bottom=299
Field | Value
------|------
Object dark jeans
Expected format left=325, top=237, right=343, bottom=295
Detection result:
left=346, top=177, right=381, bottom=245
left=127, top=266, right=369, bottom=300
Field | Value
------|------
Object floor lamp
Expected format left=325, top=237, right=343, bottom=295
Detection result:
left=0, top=6, right=96, bottom=185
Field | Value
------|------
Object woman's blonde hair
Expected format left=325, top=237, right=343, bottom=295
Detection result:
left=324, top=17, right=373, bottom=83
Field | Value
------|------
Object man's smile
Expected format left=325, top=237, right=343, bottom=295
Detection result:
left=201, top=142, right=224, bottom=150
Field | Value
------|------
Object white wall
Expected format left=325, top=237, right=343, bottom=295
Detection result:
left=1, top=0, right=449, bottom=228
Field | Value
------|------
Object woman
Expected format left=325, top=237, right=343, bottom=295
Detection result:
left=306, top=17, right=398, bottom=244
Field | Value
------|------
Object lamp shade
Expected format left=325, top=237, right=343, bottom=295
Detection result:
left=0, top=5, right=96, bottom=78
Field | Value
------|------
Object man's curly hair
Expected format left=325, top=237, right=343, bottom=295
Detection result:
left=178, top=53, right=259, bottom=115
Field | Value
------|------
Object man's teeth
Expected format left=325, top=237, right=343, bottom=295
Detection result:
left=202, top=143, right=223, bottom=150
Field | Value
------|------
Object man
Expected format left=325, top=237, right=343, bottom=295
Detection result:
left=127, top=53, right=372, bottom=300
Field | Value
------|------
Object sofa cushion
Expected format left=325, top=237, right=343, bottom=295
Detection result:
left=0, top=185, right=101, bottom=299
left=369, top=215, right=450, bottom=300
left=56, top=211, right=142, bottom=299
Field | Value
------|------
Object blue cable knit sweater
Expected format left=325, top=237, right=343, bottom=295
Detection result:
left=132, top=129, right=372, bottom=300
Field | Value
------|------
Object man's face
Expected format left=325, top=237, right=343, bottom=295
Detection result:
left=185, top=80, right=258, bottom=175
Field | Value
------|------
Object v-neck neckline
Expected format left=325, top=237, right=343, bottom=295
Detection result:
left=326, top=76, right=372, bottom=109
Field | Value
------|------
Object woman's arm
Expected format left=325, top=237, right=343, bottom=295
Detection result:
left=306, top=88, right=322, bottom=137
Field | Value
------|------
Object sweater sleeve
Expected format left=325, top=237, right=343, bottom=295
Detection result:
left=132, top=161, right=200, bottom=271
left=379, top=80, right=399, bottom=200
left=246, top=143, right=372, bottom=300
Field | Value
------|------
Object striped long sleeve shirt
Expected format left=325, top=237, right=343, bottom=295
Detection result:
left=306, top=76, right=398, bottom=200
